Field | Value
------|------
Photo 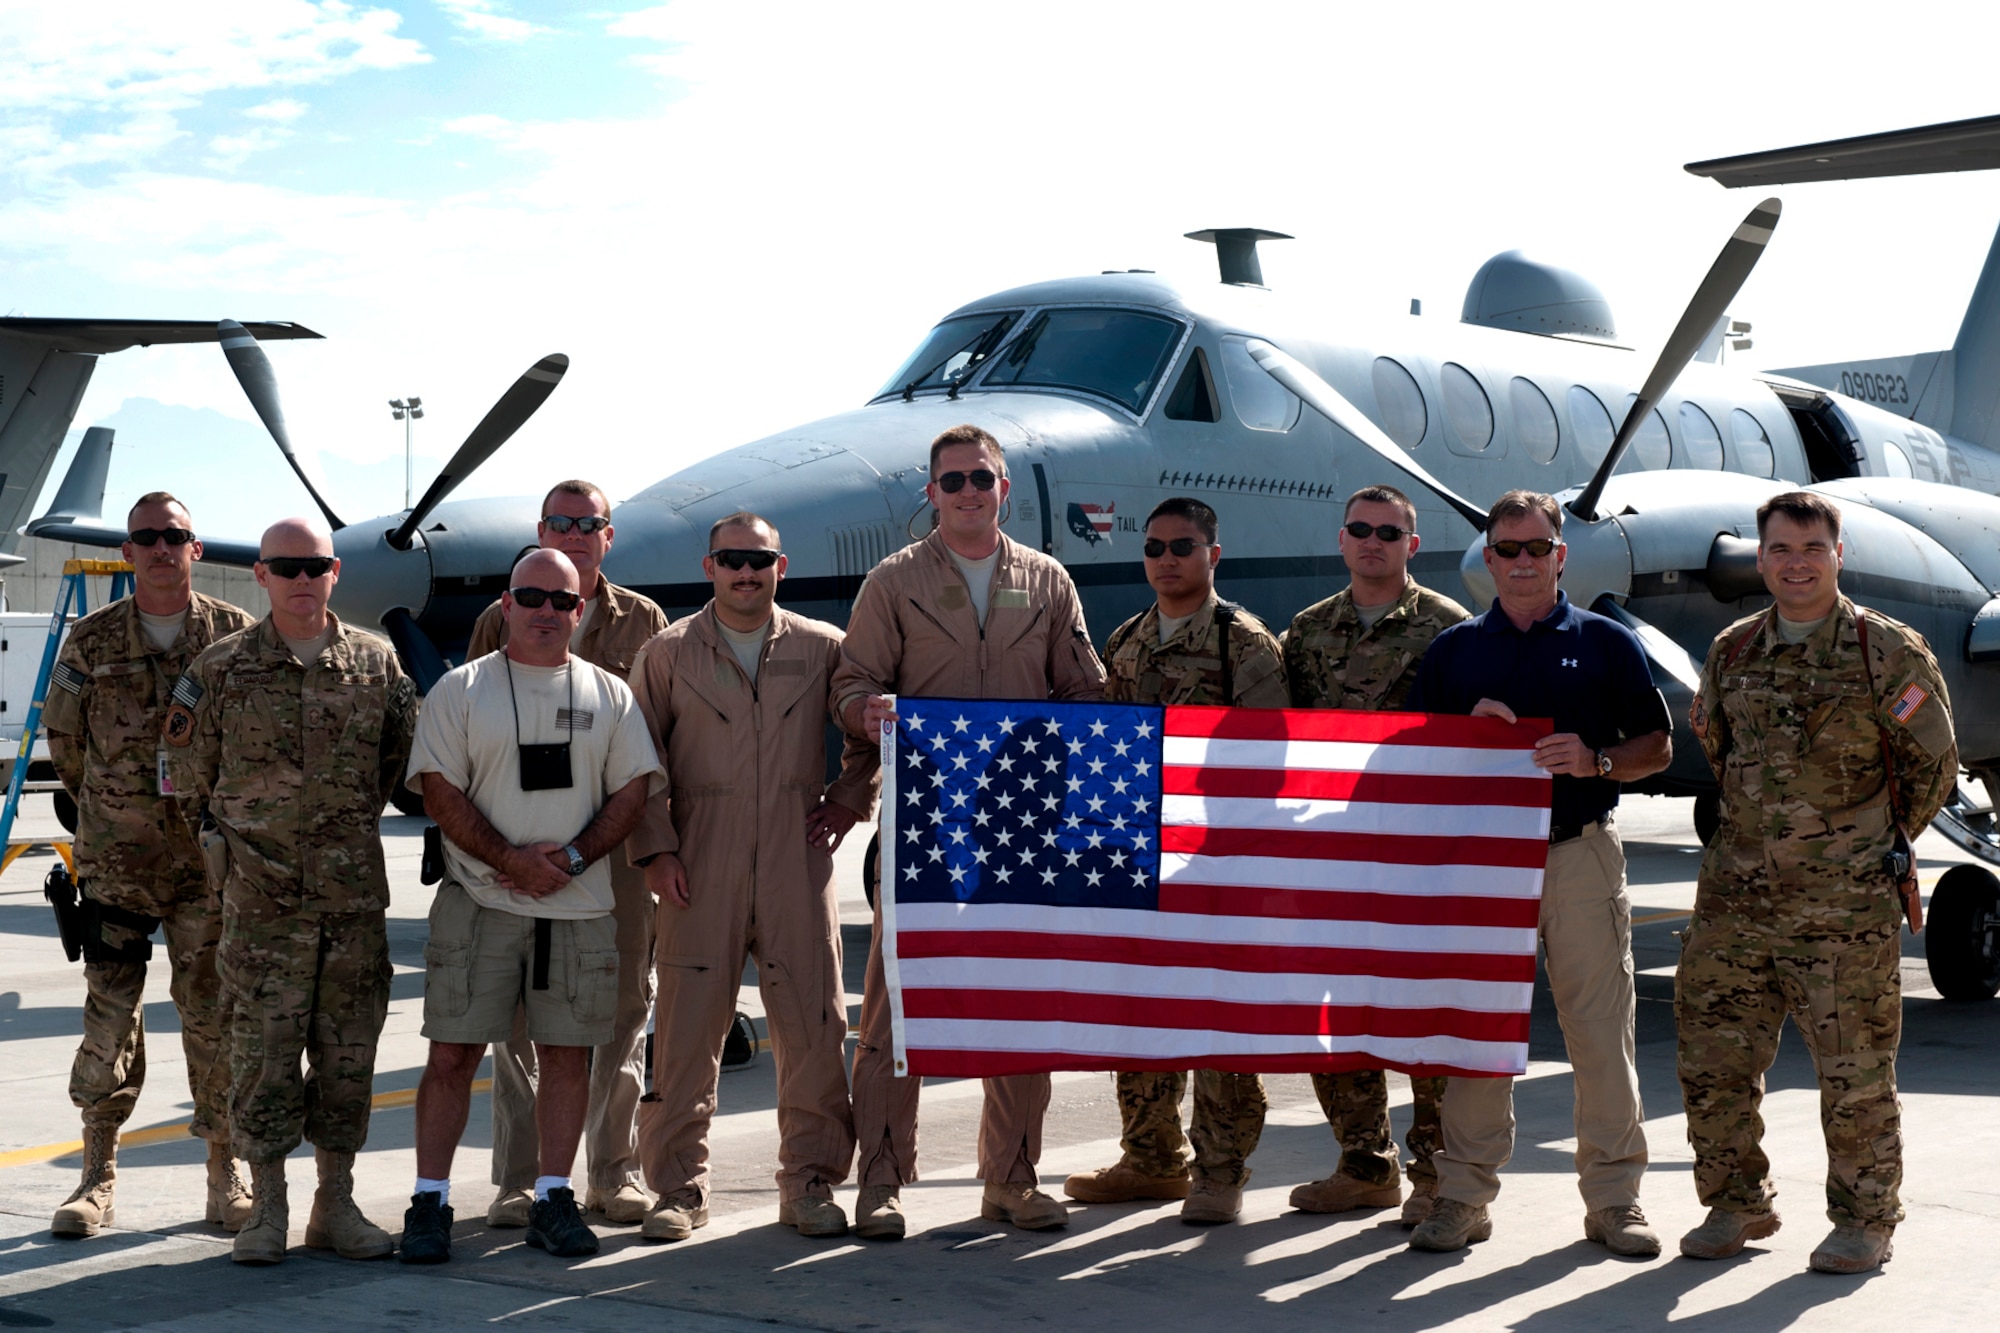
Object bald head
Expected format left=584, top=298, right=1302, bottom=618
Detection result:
left=259, top=517, right=334, bottom=560
left=512, top=548, right=580, bottom=593
left=502, top=548, right=583, bottom=665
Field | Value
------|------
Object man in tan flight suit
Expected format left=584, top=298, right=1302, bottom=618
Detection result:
left=45, top=492, right=258, bottom=1238
left=467, top=479, right=669, bottom=1226
left=627, top=511, right=879, bottom=1242
left=834, top=423, right=1106, bottom=1239
left=1283, top=484, right=1469, bottom=1227
left=1062, top=497, right=1287, bottom=1225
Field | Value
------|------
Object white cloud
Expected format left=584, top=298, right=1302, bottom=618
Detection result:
left=206, top=126, right=293, bottom=171
left=245, top=97, right=310, bottom=123
left=435, top=0, right=545, bottom=42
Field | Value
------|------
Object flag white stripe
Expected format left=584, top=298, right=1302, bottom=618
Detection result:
left=902, top=1018, right=1527, bottom=1073
left=894, top=901, right=1539, bottom=956
left=1163, top=735, right=1548, bottom=778
left=1160, top=794, right=1548, bottom=839
left=897, top=956, right=1533, bottom=1011
left=1157, top=852, right=1545, bottom=898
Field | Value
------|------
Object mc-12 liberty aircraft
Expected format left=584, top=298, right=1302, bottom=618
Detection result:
left=12, top=114, right=2000, bottom=1000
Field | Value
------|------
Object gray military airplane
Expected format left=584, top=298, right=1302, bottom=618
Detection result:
left=18, top=115, right=2000, bottom=1001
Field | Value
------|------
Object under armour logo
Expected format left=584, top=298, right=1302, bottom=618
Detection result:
left=1562, top=658, right=1578, bottom=668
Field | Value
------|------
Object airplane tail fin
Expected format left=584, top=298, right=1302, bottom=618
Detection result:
left=1945, top=224, right=2000, bottom=452
left=0, top=337, right=101, bottom=558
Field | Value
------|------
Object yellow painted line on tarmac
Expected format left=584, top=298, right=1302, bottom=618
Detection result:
left=0, top=1078, right=495, bottom=1170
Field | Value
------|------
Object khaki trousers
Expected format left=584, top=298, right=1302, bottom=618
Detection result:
left=853, top=898, right=1048, bottom=1186
left=1434, top=819, right=1648, bottom=1210
left=490, top=857, right=656, bottom=1191
left=639, top=857, right=855, bottom=1206
left=70, top=893, right=230, bottom=1140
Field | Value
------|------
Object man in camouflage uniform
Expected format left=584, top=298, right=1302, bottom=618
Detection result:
left=1678, top=491, right=1956, bottom=1274
left=44, top=492, right=258, bottom=1238
left=169, top=518, right=418, bottom=1266
left=1061, top=497, right=1287, bottom=1225
left=1282, top=484, right=1469, bottom=1227
left=463, top=479, right=670, bottom=1228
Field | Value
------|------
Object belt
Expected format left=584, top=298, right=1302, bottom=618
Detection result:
left=1549, top=816, right=1609, bottom=845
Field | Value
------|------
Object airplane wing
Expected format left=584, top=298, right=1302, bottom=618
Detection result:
left=1687, top=113, right=2000, bottom=186
left=0, top=319, right=322, bottom=354
left=24, top=519, right=260, bottom=568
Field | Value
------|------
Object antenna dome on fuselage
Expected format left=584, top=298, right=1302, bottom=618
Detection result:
left=1461, top=251, right=1616, bottom=341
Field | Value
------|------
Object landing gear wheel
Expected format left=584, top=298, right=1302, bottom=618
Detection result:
left=863, top=829, right=881, bottom=911
left=1925, top=864, right=2000, bottom=1001
left=1693, top=792, right=1720, bottom=847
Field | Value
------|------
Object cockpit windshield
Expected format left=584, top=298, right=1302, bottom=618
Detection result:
left=876, top=311, right=1020, bottom=399
left=979, top=308, right=1185, bottom=413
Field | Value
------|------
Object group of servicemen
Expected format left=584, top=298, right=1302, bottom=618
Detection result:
left=39, top=420, right=1957, bottom=1279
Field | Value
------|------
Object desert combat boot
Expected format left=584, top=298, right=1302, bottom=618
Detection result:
left=206, top=1141, right=254, bottom=1232
left=1810, top=1223, right=1894, bottom=1274
left=232, top=1158, right=290, bottom=1265
left=303, top=1148, right=393, bottom=1259
left=50, top=1122, right=119, bottom=1238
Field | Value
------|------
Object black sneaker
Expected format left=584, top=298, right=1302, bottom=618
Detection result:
left=527, top=1187, right=600, bottom=1258
left=399, top=1191, right=454, bottom=1264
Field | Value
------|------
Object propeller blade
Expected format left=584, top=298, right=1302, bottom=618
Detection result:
left=1245, top=340, right=1490, bottom=530
left=381, top=607, right=452, bottom=694
left=387, top=353, right=569, bottom=551
left=218, top=319, right=345, bottom=531
left=1570, top=199, right=1782, bottom=522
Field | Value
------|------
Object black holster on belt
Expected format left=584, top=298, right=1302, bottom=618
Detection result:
left=421, top=824, right=445, bottom=886
left=47, top=866, right=159, bottom=965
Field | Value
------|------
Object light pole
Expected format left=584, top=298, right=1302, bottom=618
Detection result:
left=388, top=397, right=424, bottom=508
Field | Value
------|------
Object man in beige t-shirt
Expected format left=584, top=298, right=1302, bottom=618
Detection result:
left=401, top=550, right=663, bottom=1264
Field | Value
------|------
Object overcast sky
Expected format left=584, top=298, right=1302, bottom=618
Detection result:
left=6, top=0, right=2000, bottom=531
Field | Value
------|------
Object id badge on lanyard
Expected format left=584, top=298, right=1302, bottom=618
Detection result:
left=157, top=743, right=175, bottom=796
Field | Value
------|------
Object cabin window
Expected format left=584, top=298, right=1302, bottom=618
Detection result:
left=1511, top=378, right=1559, bottom=463
left=1567, top=386, right=1614, bottom=467
left=1218, top=337, right=1300, bottom=432
left=1162, top=347, right=1220, bottom=422
left=1678, top=403, right=1725, bottom=469
left=1617, top=396, right=1673, bottom=471
left=1730, top=408, right=1775, bottom=476
left=1371, top=358, right=1427, bottom=450
left=1440, top=363, right=1494, bottom=454
left=982, top=308, right=1185, bottom=413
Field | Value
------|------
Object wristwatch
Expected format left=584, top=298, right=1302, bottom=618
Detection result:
left=1595, top=750, right=1614, bottom=778
left=562, top=844, right=587, bottom=878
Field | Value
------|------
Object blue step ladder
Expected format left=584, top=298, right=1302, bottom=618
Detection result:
left=0, top=559, right=135, bottom=878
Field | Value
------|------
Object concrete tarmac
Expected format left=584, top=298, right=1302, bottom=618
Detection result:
left=3, top=794, right=1998, bottom=1330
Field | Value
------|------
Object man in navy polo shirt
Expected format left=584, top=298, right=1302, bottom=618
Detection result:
left=1403, top=489, right=1672, bottom=1259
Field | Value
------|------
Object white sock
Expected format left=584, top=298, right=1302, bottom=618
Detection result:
left=534, top=1175, right=570, bottom=1201
left=415, top=1177, right=451, bottom=1204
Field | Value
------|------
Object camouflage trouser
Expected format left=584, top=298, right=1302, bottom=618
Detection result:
left=1309, top=1069, right=1447, bottom=1187
left=1115, top=1070, right=1267, bottom=1186
left=217, top=894, right=391, bottom=1161
left=1675, top=905, right=1904, bottom=1226
left=69, top=892, right=231, bottom=1140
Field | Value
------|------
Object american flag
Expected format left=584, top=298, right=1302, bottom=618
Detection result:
left=880, top=698, right=1553, bottom=1080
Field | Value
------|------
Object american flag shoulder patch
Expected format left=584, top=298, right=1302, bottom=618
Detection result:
left=51, top=662, right=87, bottom=695
left=1889, top=681, right=1929, bottom=723
left=170, top=674, right=204, bottom=707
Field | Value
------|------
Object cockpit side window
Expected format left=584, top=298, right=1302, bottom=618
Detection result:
left=875, top=311, right=1021, bottom=399
left=1163, top=346, right=1220, bottom=422
left=980, top=308, right=1185, bottom=414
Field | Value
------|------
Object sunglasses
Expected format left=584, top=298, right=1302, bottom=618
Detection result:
left=710, top=548, right=781, bottom=571
left=1343, top=521, right=1410, bottom=542
left=542, top=514, right=611, bottom=535
left=510, top=586, right=582, bottom=611
left=1143, top=537, right=1211, bottom=559
left=1488, top=538, right=1559, bottom=559
left=260, top=556, right=335, bottom=580
left=128, top=527, right=196, bottom=547
left=934, top=469, right=998, bottom=493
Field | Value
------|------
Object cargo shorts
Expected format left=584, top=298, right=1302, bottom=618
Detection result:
left=421, top=877, right=620, bottom=1047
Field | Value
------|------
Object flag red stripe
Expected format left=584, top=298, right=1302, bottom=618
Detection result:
left=900, top=988, right=1531, bottom=1042
left=1157, top=882, right=1543, bottom=928
left=1161, top=765, right=1550, bottom=807
left=905, top=1051, right=1512, bottom=1078
left=1159, top=824, right=1549, bottom=868
left=1165, top=705, right=1550, bottom=748
left=895, top=929, right=1538, bottom=983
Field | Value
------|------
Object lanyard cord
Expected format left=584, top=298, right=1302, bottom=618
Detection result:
left=505, top=654, right=574, bottom=745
